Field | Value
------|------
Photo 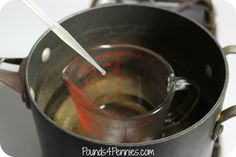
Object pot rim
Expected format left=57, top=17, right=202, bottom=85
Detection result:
left=25, top=3, right=229, bottom=146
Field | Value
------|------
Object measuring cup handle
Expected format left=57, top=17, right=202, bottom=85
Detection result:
left=165, top=77, right=200, bottom=127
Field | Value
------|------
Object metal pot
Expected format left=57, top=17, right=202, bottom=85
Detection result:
left=1, top=4, right=236, bottom=157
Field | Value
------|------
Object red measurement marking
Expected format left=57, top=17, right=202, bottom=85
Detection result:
left=66, top=80, right=93, bottom=106
left=114, top=52, right=120, bottom=75
left=66, top=80, right=94, bottom=108
left=95, top=52, right=113, bottom=60
left=66, top=80, right=106, bottom=138
left=76, top=108, right=90, bottom=132
left=102, top=62, right=112, bottom=68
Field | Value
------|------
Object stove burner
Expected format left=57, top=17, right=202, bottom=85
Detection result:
left=91, top=0, right=215, bottom=34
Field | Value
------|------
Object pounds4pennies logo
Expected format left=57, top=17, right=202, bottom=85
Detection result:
left=81, top=147, right=156, bottom=157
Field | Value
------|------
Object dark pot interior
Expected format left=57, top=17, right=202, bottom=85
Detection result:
left=26, top=5, right=226, bottom=139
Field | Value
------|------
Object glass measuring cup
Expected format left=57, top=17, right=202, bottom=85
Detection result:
left=62, top=44, right=199, bottom=143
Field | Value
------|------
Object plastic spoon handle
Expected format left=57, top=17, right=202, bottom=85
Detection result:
left=21, top=0, right=106, bottom=76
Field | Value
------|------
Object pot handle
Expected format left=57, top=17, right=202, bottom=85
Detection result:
left=212, top=45, right=236, bottom=140
left=0, top=58, right=24, bottom=93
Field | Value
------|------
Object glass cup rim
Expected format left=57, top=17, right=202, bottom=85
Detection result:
left=62, top=44, right=176, bottom=120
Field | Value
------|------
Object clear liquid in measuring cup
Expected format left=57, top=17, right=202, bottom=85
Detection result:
left=66, top=75, right=155, bottom=118
left=95, top=94, right=154, bottom=117
left=63, top=44, right=170, bottom=142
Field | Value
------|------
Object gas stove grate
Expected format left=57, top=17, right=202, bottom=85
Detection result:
left=91, top=0, right=215, bottom=34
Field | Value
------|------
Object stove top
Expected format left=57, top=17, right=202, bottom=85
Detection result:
left=91, top=0, right=215, bottom=34
left=1, top=0, right=234, bottom=157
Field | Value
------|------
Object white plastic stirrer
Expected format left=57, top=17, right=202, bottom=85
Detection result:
left=21, top=0, right=106, bottom=76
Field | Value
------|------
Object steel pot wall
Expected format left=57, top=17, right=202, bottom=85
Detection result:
left=1, top=4, right=236, bottom=157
